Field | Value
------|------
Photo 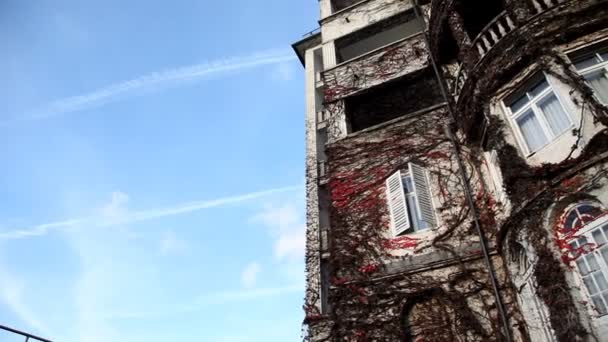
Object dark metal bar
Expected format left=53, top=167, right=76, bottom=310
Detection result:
left=0, top=324, right=53, bottom=342
left=411, top=2, right=514, bottom=341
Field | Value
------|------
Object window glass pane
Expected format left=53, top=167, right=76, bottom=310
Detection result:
left=600, top=51, right=608, bottom=62
left=406, top=195, right=424, bottom=231
left=402, top=176, right=414, bottom=194
left=601, top=246, right=608, bottom=267
left=574, top=56, right=599, bottom=70
left=603, top=225, right=608, bottom=236
left=593, top=229, right=607, bottom=245
left=516, top=110, right=549, bottom=152
left=538, top=94, right=571, bottom=136
left=585, top=276, right=599, bottom=294
left=577, top=258, right=590, bottom=275
left=585, top=70, right=608, bottom=104
left=529, top=78, right=550, bottom=97
left=578, top=204, right=603, bottom=218
left=565, top=211, right=579, bottom=232
left=592, top=295, right=608, bottom=315
left=509, top=94, right=529, bottom=113
left=579, top=236, right=589, bottom=246
left=587, top=254, right=601, bottom=271
left=594, top=272, right=608, bottom=290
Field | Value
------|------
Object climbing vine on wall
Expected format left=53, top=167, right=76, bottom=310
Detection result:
left=303, top=0, right=608, bottom=341
left=303, top=106, right=524, bottom=341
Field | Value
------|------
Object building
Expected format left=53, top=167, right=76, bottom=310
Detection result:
left=292, top=0, right=608, bottom=341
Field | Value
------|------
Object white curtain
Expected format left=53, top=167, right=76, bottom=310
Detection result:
left=517, top=110, right=548, bottom=152
left=587, top=70, right=608, bottom=104
left=539, top=94, right=571, bottom=136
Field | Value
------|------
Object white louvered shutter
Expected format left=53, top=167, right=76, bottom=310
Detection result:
left=386, top=170, right=411, bottom=236
left=409, top=163, right=437, bottom=227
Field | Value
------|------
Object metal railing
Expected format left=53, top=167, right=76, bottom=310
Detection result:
left=0, top=324, right=53, bottom=342
left=302, top=27, right=321, bottom=38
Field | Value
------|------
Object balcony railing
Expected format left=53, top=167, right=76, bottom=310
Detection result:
left=453, top=0, right=568, bottom=98
left=0, top=324, right=53, bottom=342
left=529, top=0, right=568, bottom=15
left=322, top=33, right=428, bottom=103
left=472, top=11, right=516, bottom=58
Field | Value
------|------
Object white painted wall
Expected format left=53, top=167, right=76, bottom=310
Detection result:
left=320, top=0, right=333, bottom=20
left=305, top=45, right=324, bottom=312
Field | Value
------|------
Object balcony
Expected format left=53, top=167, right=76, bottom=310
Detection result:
left=472, top=11, right=517, bottom=58
left=322, top=33, right=428, bottom=103
left=451, top=0, right=570, bottom=98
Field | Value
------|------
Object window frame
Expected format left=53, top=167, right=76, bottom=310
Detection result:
left=568, top=43, right=608, bottom=105
left=501, top=72, right=575, bottom=156
left=563, top=203, right=608, bottom=318
left=385, top=163, right=437, bottom=238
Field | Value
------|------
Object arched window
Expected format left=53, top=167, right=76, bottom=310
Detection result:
left=563, top=203, right=604, bottom=233
left=562, top=202, right=608, bottom=316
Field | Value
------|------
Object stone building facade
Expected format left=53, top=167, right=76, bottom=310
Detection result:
left=293, top=0, right=608, bottom=340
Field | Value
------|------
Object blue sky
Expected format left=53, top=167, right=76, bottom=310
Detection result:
left=0, top=1, right=317, bottom=341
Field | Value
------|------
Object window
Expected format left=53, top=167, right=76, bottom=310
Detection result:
left=386, top=163, right=436, bottom=237
left=569, top=42, right=608, bottom=104
left=504, top=73, right=573, bottom=154
left=564, top=203, right=608, bottom=316
left=563, top=203, right=604, bottom=233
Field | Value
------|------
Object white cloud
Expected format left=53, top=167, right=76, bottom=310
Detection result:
left=274, top=225, right=306, bottom=261
left=5, top=49, right=296, bottom=124
left=0, top=185, right=301, bottom=241
left=251, top=203, right=306, bottom=261
left=241, top=262, right=261, bottom=289
left=0, top=219, right=81, bottom=240
left=159, top=230, right=188, bottom=256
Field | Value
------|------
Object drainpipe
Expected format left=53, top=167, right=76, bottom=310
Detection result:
left=411, top=2, right=514, bottom=341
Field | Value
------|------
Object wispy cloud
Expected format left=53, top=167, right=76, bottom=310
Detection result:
left=0, top=185, right=301, bottom=241
left=107, top=284, right=303, bottom=319
left=6, top=49, right=296, bottom=124
left=251, top=203, right=306, bottom=261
